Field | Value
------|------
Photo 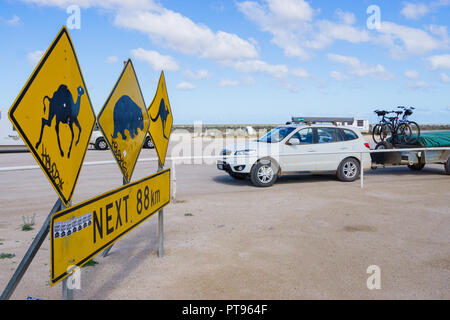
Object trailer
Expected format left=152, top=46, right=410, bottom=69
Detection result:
left=370, top=131, right=450, bottom=174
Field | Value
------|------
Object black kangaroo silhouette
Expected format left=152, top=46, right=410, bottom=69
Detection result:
left=36, top=84, right=84, bottom=158
left=150, top=98, right=170, bottom=140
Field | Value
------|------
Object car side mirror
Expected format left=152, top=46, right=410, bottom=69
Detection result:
left=287, top=138, right=300, bottom=145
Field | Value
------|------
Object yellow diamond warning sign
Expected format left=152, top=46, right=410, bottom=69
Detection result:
left=8, top=26, right=96, bottom=206
left=148, top=71, right=173, bottom=167
left=97, top=59, right=150, bottom=183
left=50, top=169, right=170, bottom=285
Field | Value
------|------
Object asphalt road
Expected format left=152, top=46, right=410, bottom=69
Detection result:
left=0, top=147, right=449, bottom=300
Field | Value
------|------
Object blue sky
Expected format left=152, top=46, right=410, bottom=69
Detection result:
left=0, top=0, right=450, bottom=124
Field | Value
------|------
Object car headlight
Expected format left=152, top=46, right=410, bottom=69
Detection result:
left=234, top=149, right=256, bottom=156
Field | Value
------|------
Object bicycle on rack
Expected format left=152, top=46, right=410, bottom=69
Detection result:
left=397, top=106, right=420, bottom=144
left=372, top=107, right=420, bottom=146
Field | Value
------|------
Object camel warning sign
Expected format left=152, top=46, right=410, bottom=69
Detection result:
left=8, top=26, right=95, bottom=206
left=50, top=169, right=170, bottom=285
left=97, top=59, right=150, bottom=183
left=147, top=71, right=173, bottom=166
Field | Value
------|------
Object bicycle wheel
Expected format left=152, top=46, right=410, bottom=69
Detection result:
left=396, top=123, right=412, bottom=144
left=372, top=124, right=383, bottom=144
left=408, top=121, right=420, bottom=144
left=379, top=124, right=393, bottom=142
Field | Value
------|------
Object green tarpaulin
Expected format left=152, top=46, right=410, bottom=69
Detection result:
left=387, top=131, right=450, bottom=147
left=416, top=131, right=450, bottom=147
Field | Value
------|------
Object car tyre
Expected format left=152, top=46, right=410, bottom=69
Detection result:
left=337, top=158, right=360, bottom=182
left=95, top=138, right=108, bottom=150
left=445, top=156, right=450, bottom=175
left=144, top=137, right=154, bottom=149
left=250, top=159, right=278, bottom=187
left=408, top=163, right=425, bottom=171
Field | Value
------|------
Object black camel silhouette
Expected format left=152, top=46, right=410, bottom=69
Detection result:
left=35, top=84, right=84, bottom=158
left=150, top=98, right=170, bottom=140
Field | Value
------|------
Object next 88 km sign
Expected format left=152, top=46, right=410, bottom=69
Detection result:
left=50, top=169, right=170, bottom=285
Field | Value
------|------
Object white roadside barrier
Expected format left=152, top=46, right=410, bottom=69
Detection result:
left=0, top=147, right=449, bottom=190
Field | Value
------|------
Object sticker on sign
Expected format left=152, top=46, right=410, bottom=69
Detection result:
left=50, top=169, right=170, bottom=285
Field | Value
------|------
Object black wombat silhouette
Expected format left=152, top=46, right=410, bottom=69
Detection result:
left=151, top=98, right=170, bottom=140
left=36, top=84, right=84, bottom=158
left=112, top=95, right=144, bottom=140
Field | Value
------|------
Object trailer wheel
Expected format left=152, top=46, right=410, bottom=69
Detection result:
left=375, top=141, right=393, bottom=150
left=408, top=163, right=425, bottom=171
left=445, top=157, right=450, bottom=175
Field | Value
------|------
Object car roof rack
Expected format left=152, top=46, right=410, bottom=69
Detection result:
left=291, top=117, right=355, bottom=126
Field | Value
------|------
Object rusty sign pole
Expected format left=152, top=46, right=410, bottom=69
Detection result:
left=0, top=199, right=64, bottom=300
left=158, top=162, right=164, bottom=258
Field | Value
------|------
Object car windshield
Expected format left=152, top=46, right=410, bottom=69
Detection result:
left=257, top=127, right=295, bottom=143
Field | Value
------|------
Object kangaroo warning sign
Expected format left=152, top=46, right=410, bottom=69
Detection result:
left=8, top=26, right=95, bottom=206
left=148, top=71, right=173, bottom=166
left=97, top=59, right=150, bottom=183
left=50, top=169, right=170, bottom=285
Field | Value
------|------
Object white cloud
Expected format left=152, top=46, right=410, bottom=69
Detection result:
left=265, top=0, right=314, bottom=22
left=404, top=70, right=419, bottom=79
left=115, top=7, right=258, bottom=62
left=27, top=50, right=44, bottom=66
left=401, top=1, right=450, bottom=20
left=375, top=21, right=449, bottom=58
left=1, top=14, right=21, bottom=26
left=21, top=0, right=158, bottom=10
left=131, top=48, right=179, bottom=71
left=238, top=1, right=369, bottom=60
left=335, top=9, right=356, bottom=25
left=440, top=73, right=450, bottom=83
left=401, top=3, right=429, bottom=20
left=427, top=54, right=450, bottom=70
left=176, top=81, right=196, bottom=90
left=240, top=75, right=255, bottom=85
left=328, top=53, right=394, bottom=81
left=22, top=0, right=258, bottom=63
left=406, top=80, right=430, bottom=89
left=330, top=71, right=350, bottom=81
left=228, top=59, right=289, bottom=79
left=219, top=78, right=240, bottom=87
left=291, top=68, right=310, bottom=78
left=184, top=69, right=212, bottom=81
left=105, top=55, right=119, bottom=64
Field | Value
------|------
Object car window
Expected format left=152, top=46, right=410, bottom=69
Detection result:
left=316, top=128, right=337, bottom=144
left=291, top=128, right=313, bottom=144
left=257, top=127, right=295, bottom=143
left=342, top=129, right=358, bottom=141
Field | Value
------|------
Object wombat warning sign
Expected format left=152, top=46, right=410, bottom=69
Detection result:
left=96, top=59, right=150, bottom=183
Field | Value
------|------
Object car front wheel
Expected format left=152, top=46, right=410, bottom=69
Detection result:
left=95, top=138, right=108, bottom=150
left=250, top=160, right=278, bottom=187
left=337, top=158, right=360, bottom=182
left=144, top=137, right=154, bottom=149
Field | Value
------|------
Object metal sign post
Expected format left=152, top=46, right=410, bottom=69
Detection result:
left=0, top=199, right=64, bottom=300
left=158, top=163, right=164, bottom=258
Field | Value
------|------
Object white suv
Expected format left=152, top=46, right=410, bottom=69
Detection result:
left=217, top=124, right=371, bottom=187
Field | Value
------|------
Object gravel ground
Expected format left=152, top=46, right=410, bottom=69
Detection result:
left=0, top=139, right=449, bottom=300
